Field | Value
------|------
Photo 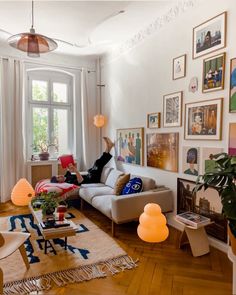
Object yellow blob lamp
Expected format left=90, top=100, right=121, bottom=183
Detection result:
left=11, top=178, right=35, bottom=206
left=137, top=203, right=169, bottom=243
left=93, top=114, right=106, bottom=128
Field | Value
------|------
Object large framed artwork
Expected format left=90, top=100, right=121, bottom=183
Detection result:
left=229, top=123, right=236, bottom=156
left=147, top=112, right=161, bottom=129
left=182, top=147, right=199, bottom=176
left=116, top=128, right=144, bottom=166
left=147, top=133, right=178, bottom=172
left=201, top=147, right=224, bottom=174
left=163, top=91, right=182, bottom=127
left=172, top=54, right=186, bottom=80
left=184, top=98, right=223, bottom=140
left=177, top=178, right=227, bottom=243
left=229, top=57, right=236, bottom=112
left=202, top=52, right=225, bottom=93
left=192, top=11, right=227, bottom=59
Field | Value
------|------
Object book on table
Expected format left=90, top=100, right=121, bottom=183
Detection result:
left=40, top=220, right=75, bottom=232
left=176, top=212, right=211, bottom=228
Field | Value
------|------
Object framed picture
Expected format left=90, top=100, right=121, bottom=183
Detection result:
left=163, top=91, right=182, bottom=127
left=192, top=12, right=227, bottom=59
left=202, top=52, right=225, bottom=93
left=172, top=54, right=186, bottom=80
left=229, top=123, right=236, bottom=156
left=147, top=133, right=179, bottom=172
left=116, top=128, right=144, bottom=166
left=177, top=178, right=227, bottom=243
left=182, top=146, right=199, bottom=176
left=201, top=147, right=224, bottom=174
left=184, top=98, right=223, bottom=140
left=147, top=112, right=161, bottom=129
left=229, top=57, right=236, bottom=112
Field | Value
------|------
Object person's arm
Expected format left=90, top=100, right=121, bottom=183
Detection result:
left=67, top=164, right=84, bottom=184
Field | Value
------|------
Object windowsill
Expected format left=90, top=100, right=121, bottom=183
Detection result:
left=27, top=159, right=77, bottom=165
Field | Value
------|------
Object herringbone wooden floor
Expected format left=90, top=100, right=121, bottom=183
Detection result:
left=0, top=201, right=233, bottom=295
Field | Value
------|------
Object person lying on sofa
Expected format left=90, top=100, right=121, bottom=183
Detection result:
left=51, top=137, right=114, bottom=185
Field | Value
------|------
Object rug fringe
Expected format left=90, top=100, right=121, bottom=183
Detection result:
left=3, top=255, right=138, bottom=294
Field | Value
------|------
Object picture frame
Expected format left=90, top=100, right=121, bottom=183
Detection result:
left=229, top=123, right=236, bottom=156
left=184, top=98, right=223, bottom=140
left=116, top=127, right=144, bottom=166
left=147, top=132, right=179, bottom=172
left=202, top=52, right=225, bottom=93
left=163, top=91, right=182, bottom=127
left=229, top=57, right=236, bottom=112
left=182, top=146, right=200, bottom=176
left=172, top=54, right=186, bottom=80
left=147, top=112, right=161, bottom=129
left=201, top=147, right=224, bottom=174
left=192, top=12, right=227, bottom=59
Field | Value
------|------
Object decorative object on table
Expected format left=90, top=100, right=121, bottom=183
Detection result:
left=172, top=54, right=186, bottom=80
left=202, top=52, right=225, bottom=93
left=32, top=192, right=59, bottom=217
left=229, top=123, right=236, bottom=156
left=192, top=11, right=227, bottom=59
left=176, top=212, right=210, bottom=228
left=11, top=178, right=35, bottom=206
left=194, top=153, right=236, bottom=254
left=116, top=127, right=144, bottom=166
left=201, top=147, right=224, bottom=174
left=93, top=114, right=106, bottom=128
left=229, top=57, right=236, bottom=112
left=137, top=203, right=169, bottom=243
left=189, top=77, right=198, bottom=93
left=182, top=147, right=199, bottom=176
left=57, top=204, right=67, bottom=221
left=177, top=178, right=227, bottom=243
left=147, top=132, right=179, bottom=172
left=147, top=112, right=161, bottom=129
left=184, top=98, right=223, bottom=140
left=163, top=91, right=182, bottom=127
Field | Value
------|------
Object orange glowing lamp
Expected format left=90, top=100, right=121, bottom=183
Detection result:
left=11, top=178, right=35, bottom=206
left=93, top=114, right=106, bottom=128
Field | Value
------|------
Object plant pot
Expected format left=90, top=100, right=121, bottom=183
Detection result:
left=39, top=152, right=49, bottom=161
left=228, top=225, right=236, bottom=255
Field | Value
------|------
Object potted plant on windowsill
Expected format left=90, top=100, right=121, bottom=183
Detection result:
left=194, top=153, right=236, bottom=254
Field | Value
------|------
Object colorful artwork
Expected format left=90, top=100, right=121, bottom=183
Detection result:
left=203, top=53, right=225, bottom=93
left=229, top=123, right=236, bottom=156
left=147, top=133, right=178, bottom=172
left=147, top=112, right=160, bottom=129
left=201, top=147, right=224, bottom=174
left=163, top=91, right=182, bottom=127
left=173, top=54, right=186, bottom=80
left=184, top=98, right=223, bottom=140
left=177, top=178, right=227, bottom=243
left=193, top=12, right=227, bottom=59
left=116, top=128, right=144, bottom=166
left=182, top=147, right=199, bottom=176
left=229, top=58, right=236, bottom=112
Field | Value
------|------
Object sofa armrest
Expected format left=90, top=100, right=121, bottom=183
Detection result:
left=111, top=189, right=173, bottom=224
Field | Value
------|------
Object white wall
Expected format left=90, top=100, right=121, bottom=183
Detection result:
left=101, top=0, right=236, bottom=252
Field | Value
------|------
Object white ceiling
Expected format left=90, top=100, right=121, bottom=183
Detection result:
left=0, top=1, right=175, bottom=57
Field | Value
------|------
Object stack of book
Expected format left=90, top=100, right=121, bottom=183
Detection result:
left=40, top=219, right=76, bottom=232
left=176, top=212, right=211, bottom=228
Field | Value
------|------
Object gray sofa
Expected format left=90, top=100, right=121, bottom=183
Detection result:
left=79, top=167, right=173, bottom=235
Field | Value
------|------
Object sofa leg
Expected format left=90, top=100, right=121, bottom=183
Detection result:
left=112, top=221, right=116, bottom=237
left=80, top=198, right=84, bottom=211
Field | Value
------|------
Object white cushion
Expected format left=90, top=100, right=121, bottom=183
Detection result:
left=105, top=169, right=124, bottom=188
left=100, top=167, right=113, bottom=184
left=79, top=186, right=114, bottom=204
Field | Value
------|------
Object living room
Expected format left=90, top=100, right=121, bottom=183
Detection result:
left=0, top=0, right=236, bottom=294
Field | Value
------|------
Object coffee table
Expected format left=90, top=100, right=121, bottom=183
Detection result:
left=29, top=204, right=77, bottom=254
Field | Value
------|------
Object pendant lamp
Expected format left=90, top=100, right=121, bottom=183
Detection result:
left=8, top=1, right=57, bottom=57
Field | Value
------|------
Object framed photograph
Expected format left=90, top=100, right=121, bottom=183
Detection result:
left=163, top=91, right=182, bottom=127
left=229, top=123, right=236, bottom=156
left=172, top=54, right=186, bottom=80
left=147, top=112, right=161, bottom=129
left=147, top=133, right=179, bottom=172
left=201, top=147, right=224, bottom=174
left=177, top=178, right=227, bottom=243
left=192, top=12, right=227, bottom=59
left=184, top=98, right=223, bottom=140
left=202, top=52, right=225, bottom=93
left=116, top=128, right=144, bottom=166
left=229, top=57, right=236, bottom=112
left=182, top=147, right=199, bottom=176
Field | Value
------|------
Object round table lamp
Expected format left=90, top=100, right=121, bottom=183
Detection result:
left=137, top=203, right=169, bottom=243
left=11, top=178, right=35, bottom=206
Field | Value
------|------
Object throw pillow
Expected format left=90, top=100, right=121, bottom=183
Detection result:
left=121, top=177, right=143, bottom=195
left=114, top=174, right=130, bottom=195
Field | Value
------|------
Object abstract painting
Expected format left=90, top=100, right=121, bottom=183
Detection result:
left=163, top=91, right=182, bottom=127
left=229, top=57, right=236, bottom=112
left=182, top=147, right=199, bottom=176
left=173, top=54, right=186, bottom=80
left=229, top=123, right=236, bottom=156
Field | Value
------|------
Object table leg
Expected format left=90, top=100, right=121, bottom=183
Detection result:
left=65, top=237, right=67, bottom=250
left=185, top=226, right=210, bottom=257
left=44, top=240, right=47, bottom=254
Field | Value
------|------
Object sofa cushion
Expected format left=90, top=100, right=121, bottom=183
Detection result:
left=80, top=183, right=106, bottom=188
left=121, top=177, right=143, bottom=195
left=114, top=174, right=130, bottom=195
left=105, top=169, right=124, bottom=188
left=100, top=167, right=113, bottom=184
left=79, top=186, right=114, bottom=204
left=131, top=175, right=156, bottom=191
left=92, top=195, right=113, bottom=218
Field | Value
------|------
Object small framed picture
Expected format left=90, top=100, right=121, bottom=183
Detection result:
left=229, top=123, right=236, bottom=156
left=163, top=91, right=182, bottom=127
left=229, top=57, right=236, bottom=112
left=182, top=146, right=200, bottom=176
left=202, top=52, right=225, bottom=93
left=173, top=54, right=186, bottom=80
left=147, top=112, right=161, bottom=129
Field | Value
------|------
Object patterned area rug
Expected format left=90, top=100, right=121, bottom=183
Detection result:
left=0, top=208, right=137, bottom=294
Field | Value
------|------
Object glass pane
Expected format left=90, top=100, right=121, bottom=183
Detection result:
left=53, top=83, right=68, bottom=103
left=53, top=109, right=69, bottom=155
left=32, top=80, right=48, bottom=101
left=32, top=107, right=49, bottom=153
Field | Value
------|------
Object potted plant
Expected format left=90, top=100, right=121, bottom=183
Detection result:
left=194, top=153, right=236, bottom=254
left=32, top=192, right=59, bottom=217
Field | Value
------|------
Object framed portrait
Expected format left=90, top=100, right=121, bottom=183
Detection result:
left=192, top=12, right=227, bottom=59
left=177, top=178, right=227, bottom=243
left=229, top=57, right=236, bottom=112
left=116, top=127, right=144, bottom=166
left=229, top=123, right=236, bottom=156
left=172, top=54, right=186, bottom=80
left=201, top=147, right=224, bottom=174
left=202, top=52, right=225, bottom=93
left=184, top=98, right=223, bottom=140
left=147, top=132, right=179, bottom=172
left=163, top=91, right=182, bottom=127
left=147, top=112, right=161, bottom=129
left=182, top=146, right=199, bottom=176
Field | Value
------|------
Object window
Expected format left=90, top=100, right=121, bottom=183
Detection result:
left=27, top=70, right=73, bottom=158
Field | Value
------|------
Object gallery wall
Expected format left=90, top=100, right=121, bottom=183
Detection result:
left=101, top=0, right=236, bottom=251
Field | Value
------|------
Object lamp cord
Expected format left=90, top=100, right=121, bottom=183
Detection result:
left=31, top=0, right=34, bottom=29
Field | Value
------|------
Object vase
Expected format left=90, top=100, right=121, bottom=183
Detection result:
left=39, top=152, right=49, bottom=161
left=228, top=225, right=236, bottom=255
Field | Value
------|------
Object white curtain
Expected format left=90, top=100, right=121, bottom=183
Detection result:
left=0, top=58, right=26, bottom=203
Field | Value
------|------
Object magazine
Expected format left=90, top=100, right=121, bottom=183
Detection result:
left=176, top=212, right=211, bottom=228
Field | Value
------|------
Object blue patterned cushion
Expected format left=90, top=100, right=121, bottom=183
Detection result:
left=121, top=177, right=143, bottom=195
